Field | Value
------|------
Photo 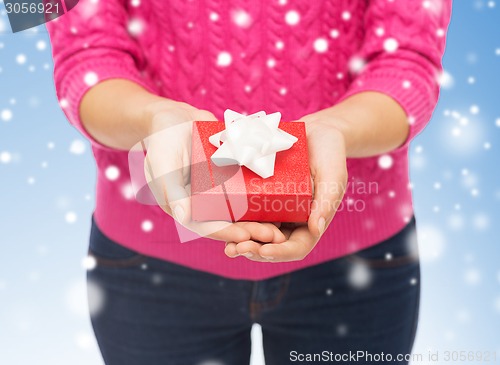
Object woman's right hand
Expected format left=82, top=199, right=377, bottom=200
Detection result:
left=142, top=101, right=286, bottom=246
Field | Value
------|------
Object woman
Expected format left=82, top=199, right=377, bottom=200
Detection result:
left=47, top=0, right=451, bottom=364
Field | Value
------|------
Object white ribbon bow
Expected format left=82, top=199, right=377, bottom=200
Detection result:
left=209, top=109, right=298, bottom=179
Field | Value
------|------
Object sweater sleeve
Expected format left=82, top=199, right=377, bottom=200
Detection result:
left=338, top=0, right=452, bottom=149
left=46, top=0, right=157, bottom=149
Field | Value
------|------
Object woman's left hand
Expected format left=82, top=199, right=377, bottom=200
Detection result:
left=225, top=116, right=348, bottom=262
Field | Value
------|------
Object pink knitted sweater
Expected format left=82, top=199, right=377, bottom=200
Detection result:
left=47, top=0, right=451, bottom=280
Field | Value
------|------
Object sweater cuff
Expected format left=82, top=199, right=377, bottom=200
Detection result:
left=58, top=54, right=157, bottom=151
left=337, top=69, right=437, bottom=151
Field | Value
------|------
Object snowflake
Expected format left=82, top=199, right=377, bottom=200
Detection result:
left=1, top=109, right=13, bottom=122
left=36, top=40, right=46, bottom=51
left=337, top=324, right=348, bottom=336
left=496, top=118, right=500, bottom=127
left=348, top=56, right=366, bottom=74
left=378, top=154, right=393, bottom=169
left=59, top=98, right=69, bottom=108
left=16, top=54, right=27, bottom=65
left=84, top=72, right=98, bottom=86
left=448, top=214, right=464, bottom=230
left=469, top=104, right=479, bottom=114
left=347, top=260, right=372, bottom=289
left=65, top=211, right=77, bottom=223
left=383, top=38, right=399, bottom=53
left=285, top=10, right=300, bottom=26
left=209, top=12, right=219, bottom=22
left=130, top=0, right=141, bottom=7
left=128, top=18, right=144, bottom=36
left=141, top=220, right=153, bottom=232
left=121, top=183, right=135, bottom=200
left=275, top=40, right=284, bottom=50
left=473, top=213, right=489, bottom=230
left=75, top=332, right=97, bottom=350
left=402, top=80, right=411, bottom=89
left=279, top=87, right=287, bottom=95
left=464, top=268, right=481, bottom=285
left=375, top=27, right=385, bottom=37
left=484, top=142, right=491, bottom=150
left=231, top=9, right=252, bottom=28
left=47, top=142, right=55, bottom=150
left=341, top=11, right=351, bottom=21
left=467, top=76, right=476, bottom=84
left=313, top=38, right=328, bottom=53
left=266, top=58, right=276, bottom=68
left=27, top=177, right=35, bottom=185
left=417, top=224, right=446, bottom=262
left=437, top=70, right=454, bottom=89
left=0, top=151, right=12, bottom=164
left=330, top=29, right=340, bottom=38
left=81, top=255, right=97, bottom=270
left=217, top=51, right=232, bottom=67
left=105, top=165, right=120, bottom=181
left=69, top=139, right=86, bottom=155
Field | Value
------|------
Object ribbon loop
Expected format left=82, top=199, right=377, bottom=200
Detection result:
left=209, top=109, right=298, bottom=179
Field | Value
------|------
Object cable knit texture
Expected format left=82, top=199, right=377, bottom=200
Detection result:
left=47, top=0, right=452, bottom=280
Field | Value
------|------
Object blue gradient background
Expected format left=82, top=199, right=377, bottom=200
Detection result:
left=0, top=1, right=499, bottom=364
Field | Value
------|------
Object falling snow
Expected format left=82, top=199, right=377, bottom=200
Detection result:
left=383, top=38, right=399, bottom=53
left=105, top=166, right=120, bottom=181
left=128, top=18, right=145, bottom=37
left=16, top=54, right=27, bottom=65
left=84, top=72, right=98, bottom=86
left=231, top=9, right=252, bottom=28
left=378, top=154, right=394, bottom=169
left=285, top=10, right=300, bottom=26
left=141, top=220, right=154, bottom=232
left=217, top=51, right=232, bottom=67
left=1, top=109, right=13, bottom=122
left=313, top=38, right=328, bottom=53
left=347, top=260, right=372, bottom=289
left=69, top=139, right=87, bottom=155
left=65, top=211, right=78, bottom=224
left=0, top=151, right=12, bottom=164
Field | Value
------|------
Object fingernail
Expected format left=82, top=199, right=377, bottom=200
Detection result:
left=262, top=256, right=274, bottom=260
left=174, top=205, right=185, bottom=224
left=318, top=217, right=326, bottom=235
left=242, top=252, right=253, bottom=258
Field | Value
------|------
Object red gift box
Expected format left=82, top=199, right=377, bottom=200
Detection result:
left=191, top=121, right=312, bottom=222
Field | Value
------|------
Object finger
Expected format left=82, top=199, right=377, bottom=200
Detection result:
left=308, top=164, right=347, bottom=238
left=258, top=225, right=316, bottom=262
left=235, top=240, right=272, bottom=262
left=238, top=222, right=286, bottom=243
left=224, top=242, right=239, bottom=258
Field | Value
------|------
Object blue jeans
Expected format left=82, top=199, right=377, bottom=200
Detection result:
left=87, top=217, right=420, bottom=365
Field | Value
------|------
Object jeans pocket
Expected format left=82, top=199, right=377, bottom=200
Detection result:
left=88, top=217, right=147, bottom=269
left=347, top=216, right=419, bottom=269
